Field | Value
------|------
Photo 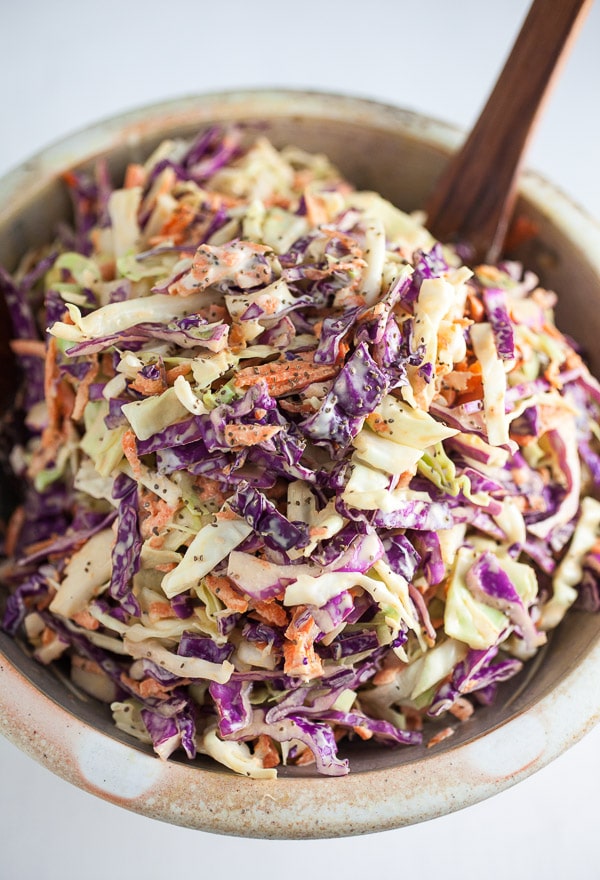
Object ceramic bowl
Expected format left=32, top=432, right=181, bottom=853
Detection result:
left=1, top=90, right=600, bottom=839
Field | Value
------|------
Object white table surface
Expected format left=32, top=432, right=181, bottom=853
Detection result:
left=2, top=1, right=600, bottom=877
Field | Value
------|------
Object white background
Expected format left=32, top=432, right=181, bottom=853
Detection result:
left=1, top=1, right=600, bottom=877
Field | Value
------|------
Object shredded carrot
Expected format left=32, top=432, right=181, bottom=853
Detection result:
left=427, top=726, right=455, bottom=748
left=71, top=357, right=99, bottom=421
left=193, top=475, right=227, bottom=508
left=120, top=673, right=180, bottom=700
left=72, top=610, right=100, bottom=630
left=138, top=677, right=182, bottom=699
left=40, top=331, right=75, bottom=433
left=28, top=426, right=66, bottom=478
left=228, top=322, right=247, bottom=349
left=122, top=429, right=142, bottom=480
left=71, top=655, right=105, bottom=675
left=319, top=224, right=363, bottom=257
left=293, top=746, right=316, bottom=766
left=537, top=404, right=570, bottom=433
left=400, top=706, right=424, bottom=732
left=101, top=352, right=117, bottom=378
left=99, top=257, right=116, bottom=281
left=449, top=697, right=474, bottom=722
left=233, top=355, right=339, bottom=398
left=332, top=290, right=367, bottom=310
left=372, top=666, right=399, bottom=686
left=352, top=725, right=374, bottom=741
left=165, top=362, right=192, bottom=384
left=44, top=336, right=60, bottom=429
left=223, top=423, right=283, bottom=448
left=129, top=370, right=167, bottom=396
left=293, top=169, right=314, bottom=191
left=215, top=506, right=239, bottom=522
left=454, top=379, right=484, bottom=406
left=201, top=303, right=228, bottom=323
left=263, top=192, right=294, bottom=210
left=250, top=598, right=288, bottom=628
left=124, top=163, right=146, bottom=189
left=24, top=538, right=60, bottom=563
left=148, top=534, right=166, bottom=549
left=203, top=190, right=245, bottom=211
left=139, top=491, right=180, bottom=541
left=9, top=339, right=47, bottom=358
left=5, top=505, right=25, bottom=558
left=253, top=735, right=281, bottom=769
left=283, top=606, right=323, bottom=680
left=62, top=170, right=80, bottom=189
left=366, top=413, right=390, bottom=435
left=466, top=290, right=485, bottom=322
left=204, top=574, right=249, bottom=614
left=303, top=188, right=330, bottom=227
left=151, top=201, right=197, bottom=245
left=148, top=601, right=177, bottom=622
left=544, top=359, right=563, bottom=389
left=41, top=626, right=57, bottom=646
left=285, top=605, right=315, bottom=640
left=278, top=398, right=318, bottom=415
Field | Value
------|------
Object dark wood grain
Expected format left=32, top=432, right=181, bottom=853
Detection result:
left=425, top=0, right=592, bottom=263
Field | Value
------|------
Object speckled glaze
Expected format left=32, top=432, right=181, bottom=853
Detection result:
left=1, top=91, right=600, bottom=839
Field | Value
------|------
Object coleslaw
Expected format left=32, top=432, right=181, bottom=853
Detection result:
left=1, top=126, right=600, bottom=777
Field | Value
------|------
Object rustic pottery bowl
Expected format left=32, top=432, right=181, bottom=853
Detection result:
left=1, top=90, right=600, bottom=839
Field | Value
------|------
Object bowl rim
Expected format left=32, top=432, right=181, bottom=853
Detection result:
left=2, top=88, right=600, bottom=839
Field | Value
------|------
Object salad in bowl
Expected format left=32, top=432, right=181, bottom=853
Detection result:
left=2, top=114, right=600, bottom=784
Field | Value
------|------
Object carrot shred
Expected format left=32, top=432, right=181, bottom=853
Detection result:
left=253, top=735, right=281, bottom=769
left=165, top=362, right=192, bottom=384
left=151, top=201, right=197, bottom=245
left=72, top=610, right=100, bottom=630
left=427, top=726, right=455, bottom=748
left=5, top=505, right=25, bottom=558
left=293, top=746, right=317, bottom=766
left=233, top=355, right=339, bottom=398
left=283, top=606, right=323, bottom=680
left=204, top=574, right=249, bottom=613
left=448, top=697, right=474, bottom=721
left=148, top=601, right=177, bottom=622
left=352, top=725, right=373, bottom=741
left=71, top=655, right=104, bottom=675
left=249, top=598, right=288, bottom=628
left=223, top=423, right=282, bottom=448
left=124, top=163, right=146, bottom=189
left=9, top=339, right=46, bottom=358
left=138, top=677, right=182, bottom=699
left=466, top=290, right=485, bottom=322
left=138, top=489, right=180, bottom=540
left=303, top=188, right=330, bottom=226
left=71, top=356, right=99, bottom=421
left=193, top=475, right=227, bottom=508
left=155, top=562, right=177, bottom=573
left=372, top=666, right=399, bottom=686
left=44, top=336, right=60, bottom=429
left=122, top=430, right=142, bottom=480
left=129, top=370, right=167, bottom=396
left=41, top=626, right=57, bottom=646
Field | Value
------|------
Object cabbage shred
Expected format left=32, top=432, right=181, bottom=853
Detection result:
left=2, top=129, right=600, bottom=778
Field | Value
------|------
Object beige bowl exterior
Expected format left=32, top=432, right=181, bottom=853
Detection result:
left=1, top=90, right=600, bottom=838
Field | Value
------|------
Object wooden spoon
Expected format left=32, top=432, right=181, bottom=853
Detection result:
left=425, top=0, right=593, bottom=263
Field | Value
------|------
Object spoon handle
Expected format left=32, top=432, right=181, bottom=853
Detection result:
left=425, top=0, right=593, bottom=263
